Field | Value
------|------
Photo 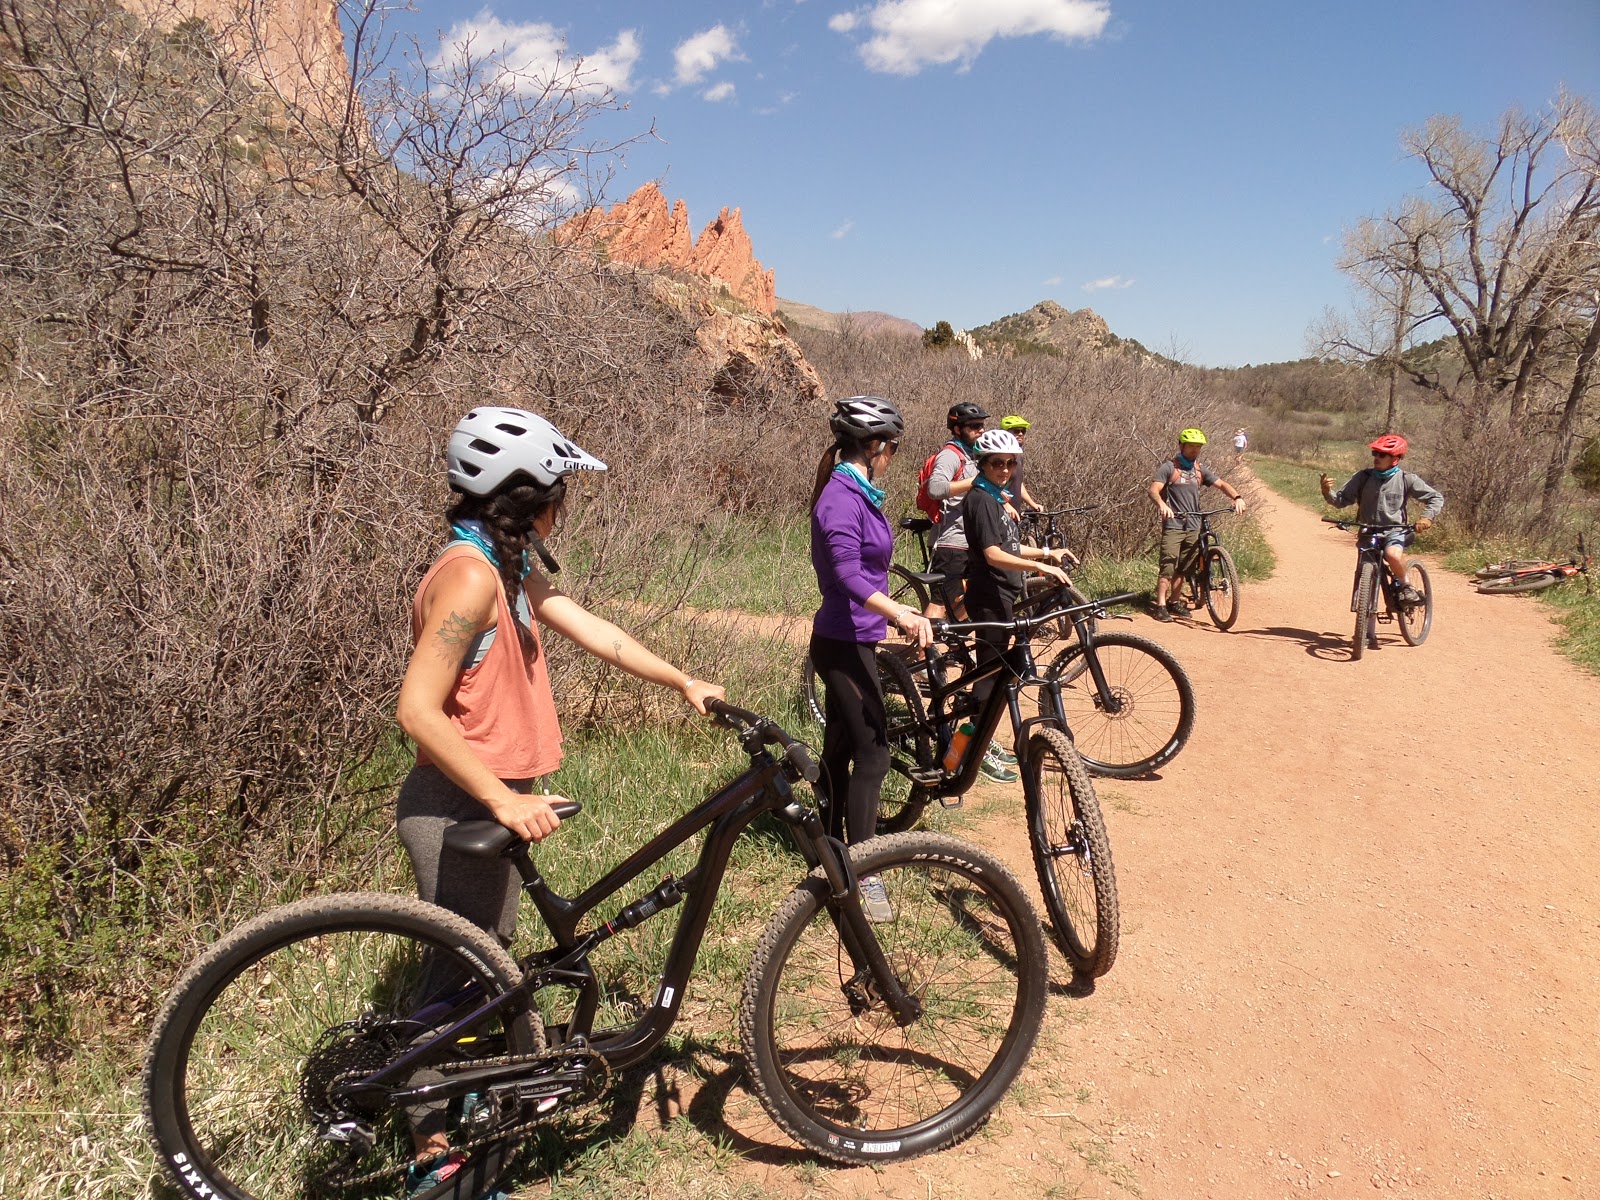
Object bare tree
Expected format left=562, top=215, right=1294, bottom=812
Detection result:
left=1318, top=91, right=1600, bottom=524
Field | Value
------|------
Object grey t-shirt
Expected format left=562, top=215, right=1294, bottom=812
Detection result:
left=1151, top=457, right=1219, bottom=531
left=1328, top=468, right=1444, bottom=526
left=928, top=442, right=977, bottom=549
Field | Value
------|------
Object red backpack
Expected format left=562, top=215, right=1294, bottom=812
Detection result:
left=915, top=441, right=969, bottom=522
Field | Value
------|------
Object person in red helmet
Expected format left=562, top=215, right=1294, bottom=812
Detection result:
left=1321, top=435, right=1444, bottom=613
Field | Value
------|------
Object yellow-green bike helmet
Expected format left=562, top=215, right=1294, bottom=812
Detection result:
left=999, top=415, right=1031, bottom=432
left=1178, top=427, right=1207, bottom=446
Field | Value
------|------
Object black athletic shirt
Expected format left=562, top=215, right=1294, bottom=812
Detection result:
left=961, top=486, right=1024, bottom=613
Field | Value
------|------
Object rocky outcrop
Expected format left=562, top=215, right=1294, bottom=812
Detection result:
left=120, top=0, right=348, bottom=109
left=971, top=300, right=1115, bottom=356
left=563, top=184, right=777, bottom=316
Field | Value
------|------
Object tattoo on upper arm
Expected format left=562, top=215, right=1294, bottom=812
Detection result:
left=434, top=611, right=480, bottom=663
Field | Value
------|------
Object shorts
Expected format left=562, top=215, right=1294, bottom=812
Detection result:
left=1158, top=527, right=1201, bottom=579
left=931, top=545, right=968, bottom=611
left=1370, top=528, right=1414, bottom=554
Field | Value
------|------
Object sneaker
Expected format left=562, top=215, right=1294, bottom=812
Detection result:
left=979, top=749, right=1019, bottom=783
left=987, top=739, right=1017, bottom=765
left=858, top=874, right=895, bottom=923
left=1397, top=584, right=1424, bottom=605
left=1168, top=596, right=1191, bottom=612
left=405, top=1151, right=508, bottom=1200
left=1150, top=604, right=1173, bottom=623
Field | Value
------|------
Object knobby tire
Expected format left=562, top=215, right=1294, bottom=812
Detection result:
left=1203, top=546, right=1241, bottom=630
left=1354, top=560, right=1377, bottom=660
left=875, top=647, right=936, bottom=834
left=1021, top=726, right=1120, bottom=976
left=1039, top=632, right=1196, bottom=778
left=739, top=832, right=1048, bottom=1165
left=143, top=893, right=538, bottom=1200
left=1398, top=560, right=1434, bottom=646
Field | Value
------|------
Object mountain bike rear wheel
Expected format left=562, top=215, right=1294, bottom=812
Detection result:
left=1202, top=546, right=1241, bottom=630
left=1353, top=560, right=1377, bottom=660
left=1397, top=560, right=1433, bottom=645
left=740, top=832, right=1047, bottom=1164
left=1474, top=559, right=1549, bottom=580
left=1022, top=725, right=1119, bottom=976
left=888, top=564, right=931, bottom=614
left=1038, top=632, right=1195, bottom=778
left=144, top=894, right=538, bottom=1200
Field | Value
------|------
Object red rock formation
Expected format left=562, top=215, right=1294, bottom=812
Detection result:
left=563, top=184, right=777, bottom=316
left=119, top=0, right=349, bottom=110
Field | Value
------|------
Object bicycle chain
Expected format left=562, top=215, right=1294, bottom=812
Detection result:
left=321, top=1046, right=610, bottom=1190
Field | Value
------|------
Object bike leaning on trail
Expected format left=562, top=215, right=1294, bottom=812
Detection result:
left=1169, top=507, right=1242, bottom=629
left=1322, top=518, right=1434, bottom=659
left=143, top=701, right=1049, bottom=1198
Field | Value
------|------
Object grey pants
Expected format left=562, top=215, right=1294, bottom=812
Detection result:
left=396, top=764, right=534, bottom=946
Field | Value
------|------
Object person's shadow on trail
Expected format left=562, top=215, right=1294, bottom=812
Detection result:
left=1231, top=624, right=1352, bottom=661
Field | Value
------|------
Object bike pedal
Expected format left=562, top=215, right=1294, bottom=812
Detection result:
left=938, top=795, right=964, bottom=810
left=908, top=767, right=944, bottom=786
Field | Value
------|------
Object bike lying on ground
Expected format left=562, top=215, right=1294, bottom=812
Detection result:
left=1474, top=537, right=1591, bottom=594
left=1322, top=518, right=1433, bottom=660
left=866, top=585, right=1191, bottom=977
left=1168, top=508, right=1242, bottom=629
left=144, top=702, right=1048, bottom=1198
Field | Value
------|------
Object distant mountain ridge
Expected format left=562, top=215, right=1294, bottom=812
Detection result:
left=774, top=298, right=923, bottom=340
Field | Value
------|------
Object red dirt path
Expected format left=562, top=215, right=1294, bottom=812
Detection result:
left=718, top=481, right=1600, bottom=1199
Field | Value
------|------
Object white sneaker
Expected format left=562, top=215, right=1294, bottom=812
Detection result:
left=858, top=874, right=894, bottom=923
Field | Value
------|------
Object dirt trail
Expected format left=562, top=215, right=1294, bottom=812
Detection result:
left=720, top=481, right=1600, bottom=1199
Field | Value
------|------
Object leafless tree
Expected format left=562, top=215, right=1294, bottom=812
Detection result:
left=1317, top=91, right=1600, bottom=527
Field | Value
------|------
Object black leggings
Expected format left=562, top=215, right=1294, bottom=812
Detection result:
left=810, top=634, right=889, bottom=845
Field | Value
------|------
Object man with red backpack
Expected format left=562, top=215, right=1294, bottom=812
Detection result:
left=918, top=402, right=989, bottom=619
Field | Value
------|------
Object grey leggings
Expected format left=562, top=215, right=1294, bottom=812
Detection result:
left=396, top=764, right=534, bottom=946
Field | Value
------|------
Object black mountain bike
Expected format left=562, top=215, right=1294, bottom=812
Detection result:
left=1322, top=518, right=1433, bottom=660
left=1169, top=508, right=1241, bottom=629
left=143, top=703, right=1048, bottom=1199
left=869, top=587, right=1134, bottom=977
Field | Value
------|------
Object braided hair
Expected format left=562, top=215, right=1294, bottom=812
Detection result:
left=447, top=477, right=567, bottom=654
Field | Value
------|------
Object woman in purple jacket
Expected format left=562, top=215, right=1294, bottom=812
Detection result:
left=809, top=396, right=933, bottom=921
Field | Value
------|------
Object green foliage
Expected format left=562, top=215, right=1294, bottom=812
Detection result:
left=922, top=319, right=957, bottom=349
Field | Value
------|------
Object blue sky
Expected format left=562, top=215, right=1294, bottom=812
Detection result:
left=389, top=1, right=1598, bottom=367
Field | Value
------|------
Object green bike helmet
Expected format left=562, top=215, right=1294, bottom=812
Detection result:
left=999, top=415, right=1031, bottom=432
left=1178, top=427, right=1207, bottom=446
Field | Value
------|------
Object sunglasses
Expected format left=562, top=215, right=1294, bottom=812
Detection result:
left=985, top=457, right=1018, bottom=469
left=1371, top=451, right=1395, bottom=459
left=959, top=422, right=985, bottom=432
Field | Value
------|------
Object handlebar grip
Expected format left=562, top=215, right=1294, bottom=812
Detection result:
left=785, top=742, right=821, bottom=784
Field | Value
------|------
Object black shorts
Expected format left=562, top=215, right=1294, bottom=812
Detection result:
left=931, top=545, right=968, bottom=610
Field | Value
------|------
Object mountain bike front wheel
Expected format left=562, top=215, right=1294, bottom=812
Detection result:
left=144, top=893, right=539, bottom=1200
left=740, top=832, right=1048, bottom=1165
left=1203, top=546, right=1241, bottom=629
left=1039, top=632, right=1196, bottom=778
left=876, top=647, right=935, bottom=834
left=1353, top=560, right=1377, bottom=660
left=1022, top=725, right=1119, bottom=976
left=1397, top=560, right=1434, bottom=645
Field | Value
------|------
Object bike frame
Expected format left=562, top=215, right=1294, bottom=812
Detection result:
left=1341, top=522, right=1415, bottom=615
left=912, top=590, right=1141, bottom=802
left=1171, top=508, right=1231, bottom=594
left=350, top=707, right=918, bottom=1113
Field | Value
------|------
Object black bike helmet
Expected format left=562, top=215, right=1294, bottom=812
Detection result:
left=829, top=395, right=905, bottom=441
left=947, top=401, right=990, bottom=430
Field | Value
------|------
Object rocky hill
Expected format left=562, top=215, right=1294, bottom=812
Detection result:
left=561, top=183, right=777, bottom=316
left=970, top=300, right=1124, bottom=356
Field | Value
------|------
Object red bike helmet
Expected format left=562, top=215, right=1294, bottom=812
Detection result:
left=1368, top=434, right=1408, bottom=458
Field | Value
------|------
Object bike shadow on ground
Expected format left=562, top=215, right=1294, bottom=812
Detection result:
left=1193, top=622, right=1353, bottom=661
left=509, top=1032, right=822, bottom=1177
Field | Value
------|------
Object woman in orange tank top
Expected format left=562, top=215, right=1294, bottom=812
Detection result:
left=395, top=406, right=724, bottom=939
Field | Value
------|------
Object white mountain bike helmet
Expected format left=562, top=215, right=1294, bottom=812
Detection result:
left=973, top=429, right=1023, bottom=459
left=447, top=407, right=608, bottom=495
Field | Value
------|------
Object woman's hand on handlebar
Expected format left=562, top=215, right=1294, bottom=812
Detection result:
left=681, top=677, right=726, bottom=714
left=894, top=607, right=935, bottom=649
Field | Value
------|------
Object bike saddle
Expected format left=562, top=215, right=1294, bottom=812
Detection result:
left=900, top=516, right=933, bottom=533
left=444, top=805, right=583, bottom=857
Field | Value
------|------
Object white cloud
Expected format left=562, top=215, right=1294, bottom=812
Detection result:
left=1082, top=275, right=1134, bottom=291
left=674, top=25, right=742, bottom=85
left=830, top=0, right=1110, bottom=75
left=1043, top=274, right=1062, bottom=286
left=703, top=81, right=736, bottom=102
left=433, top=14, right=641, bottom=94
left=831, top=219, right=855, bottom=239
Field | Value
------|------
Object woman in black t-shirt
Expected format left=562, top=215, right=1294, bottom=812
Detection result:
left=960, top=431, right=1072, bottom=749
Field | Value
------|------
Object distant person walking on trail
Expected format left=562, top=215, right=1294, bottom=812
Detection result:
left=1233, top=429, right=1248, bottom=453
left=923, top=401, right=991, bottom=620
left=999, top=414, right=1045, bottom=513
left=961, top=429, right=1074, bottom=783
left=396, top=406, right=723, bottom=1194
left=1148, top=427, right=1245, bottom=623
left=1320, top=434, right=1443, bottom=603
left=809, top=396, right=933, bottom=922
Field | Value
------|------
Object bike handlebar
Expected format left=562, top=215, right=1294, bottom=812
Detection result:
left=707, top=699, right=820, bottom=783
left=932, top=588, right=1141, bottom=639
left=1321, top=517, right=1415, bottom=532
